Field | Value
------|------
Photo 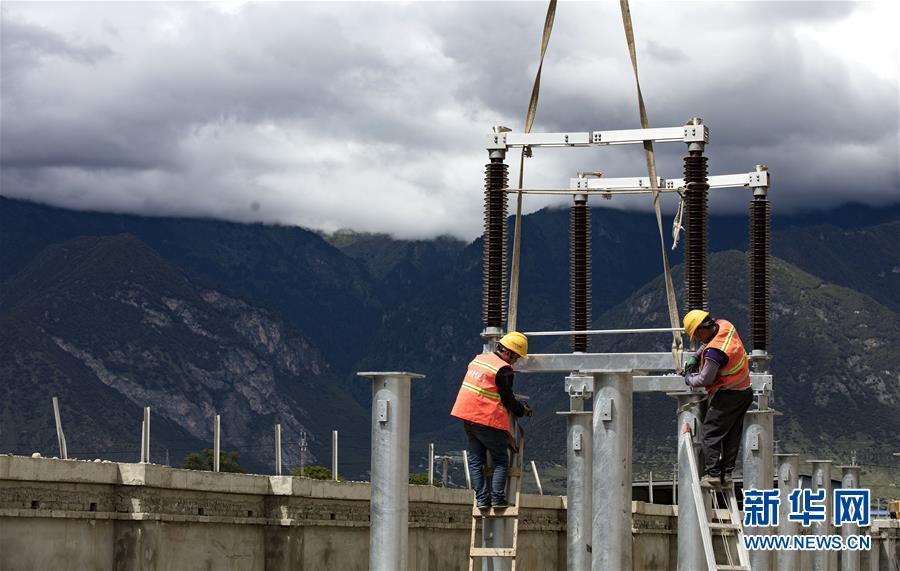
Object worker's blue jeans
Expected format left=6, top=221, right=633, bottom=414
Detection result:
left=464, top=421, right=509, bottom=506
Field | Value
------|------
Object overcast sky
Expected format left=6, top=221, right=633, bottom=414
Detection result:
left=1, top=1, right=898, bottom=239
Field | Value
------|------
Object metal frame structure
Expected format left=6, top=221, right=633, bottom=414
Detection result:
left=479, top=121, right=776, bottom=571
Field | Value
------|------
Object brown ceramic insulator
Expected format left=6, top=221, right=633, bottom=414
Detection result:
left=683, top=152, right=709, bottom=312
left=570, top=200, right=592, bottom=352
left=749, top=198, right=770, bottom=351
left=483, top=159, right=508, bottom=328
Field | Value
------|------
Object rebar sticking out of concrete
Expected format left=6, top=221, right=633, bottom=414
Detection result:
left=358, top=371, right=425, bottom=571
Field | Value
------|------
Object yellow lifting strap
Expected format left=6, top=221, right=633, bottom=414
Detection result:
left=619, top=0, right=685, bottom=371
left=507, top=0, right=557, bottom=333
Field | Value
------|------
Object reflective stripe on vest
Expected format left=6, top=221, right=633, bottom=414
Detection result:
left=702, top=319, right=751, bottom=394
left=450, top=353, right=512, bottom=433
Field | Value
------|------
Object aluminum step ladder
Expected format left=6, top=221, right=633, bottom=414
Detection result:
left=468, top=426, right=525, bottom=571
left=680, top=429, right=751, bottom=571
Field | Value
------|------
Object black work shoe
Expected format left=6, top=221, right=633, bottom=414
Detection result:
left=492, top=501, right=509, bottom=510
left=476, top=501, right=491, bottom=510
left=700, top=475, right=721, bottom=488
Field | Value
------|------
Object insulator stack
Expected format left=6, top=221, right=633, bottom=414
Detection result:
left=749, top=197, right=770, bottom=351
left=683, top=151, right=709, bottom=312
left=482, top=159, right=508, bottom=328
left=570, top=197, right=591, bottom=352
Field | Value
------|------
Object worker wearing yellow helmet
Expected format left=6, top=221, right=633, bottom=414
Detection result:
left=682, top=309, right=752, bottom=488
left=450, top=331, right=533, bottom=510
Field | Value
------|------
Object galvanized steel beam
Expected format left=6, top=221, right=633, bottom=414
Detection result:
left=558, top=400, right=592, bottom=571
left=358, top=371, right=426, bottom=571
left=516, top=352, right=675, bottom=374
left=673, top=392, right=707, bottom=571
left=591, top=372, right=633, bottom=570
left=775, top=454, right=800, bottom=571
left=742, top=398, right=775, bottom=571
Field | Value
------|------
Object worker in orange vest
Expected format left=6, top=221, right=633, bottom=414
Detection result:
left=450, top=332, right=532, bottom=510
left=683, top=310, right=752, bottom=488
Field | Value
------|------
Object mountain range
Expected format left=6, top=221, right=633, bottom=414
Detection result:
left=1, top=195, right=898, bottom=491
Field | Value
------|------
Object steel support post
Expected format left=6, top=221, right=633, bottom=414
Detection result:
left=742, top=392, right=775, bottom=571
left=332, top=430, right=339, bottom=481
left=673, top=392, right=707, bottom=571
left=52, top=397, right=68, bottom=460
left=275, top=424, right=282, bottom=476
left=143, top=407, right=150, bottom=464
left=591, top=371, right=632, bottom=571
left=558, top=398, right=592, bottom=571
left=774, top=454, right=800, bottom=571
left=809, top=460, right=834, bottom=571
left=213, top=414, right=221, bottom=472
left=358, top=371, right=425, bottom=571
left=839, top=465, right=862, bottom=571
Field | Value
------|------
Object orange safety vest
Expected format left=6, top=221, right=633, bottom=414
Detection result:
left=450, top=353, right=512, bottom=433
left=702, top=319, right=751, bottom=394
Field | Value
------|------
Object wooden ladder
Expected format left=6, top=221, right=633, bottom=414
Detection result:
left=680, top=430, right=751, bottom=571
left=468, top=428, right=525, bottom=571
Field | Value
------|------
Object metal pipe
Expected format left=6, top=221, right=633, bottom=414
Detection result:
left=809, top=459, right=834, bottom=571
left=332, top=430, right=339, bottom=481
left=358, top=371, right=425, bottom=571
left=673, top=392, right=707, bottom=571
left=774, top=454, right=800, bottom=571
left=428, top=443, right=434, bottom=486
left=523, top=327, right=685, bottom=337
left=442, top=457, right=449, bottom=488
left=140, top=420, right=145, bottom=464
left=213, top=414, right=221, bottom=472
left=558, top=400, right=592, bottom=571
left=142, top=407, right=150, bottom=464
left=463, top=450, right=472, bottom=489
left=51, top=397, right=68, bottom=460
left=275, top=424, right=282, bottom=476
left=840, top=465, right=862, bottom=571
left=649, top=471, right=654, bottom=504
left=592, top=371, right=633, bottom=571
left=530, top=460, right=543, bottom=495
left=742, top=395, right=775, bottom=571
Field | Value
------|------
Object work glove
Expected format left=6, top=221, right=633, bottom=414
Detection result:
left=522, top=402, right=533, bottom=417
left=683, top=354, right=699, bottom=375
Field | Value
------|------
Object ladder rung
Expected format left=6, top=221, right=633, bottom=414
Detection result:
left=709, top=522, right=741, bottom=531
left=472, top=506, right=519, bottom=517
left=717, top=566, right=750, bottom=571
left=470, top=547, right=516, bottom=558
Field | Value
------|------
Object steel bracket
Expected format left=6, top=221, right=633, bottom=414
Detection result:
left=598, top=397, right=613, bottom=422
left=565, top=374, right=594, bottom=398
left=376, top=399, right=389, bottom=423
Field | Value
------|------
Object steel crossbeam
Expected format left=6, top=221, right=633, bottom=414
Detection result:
left=487, top=124, right=708, bottom=150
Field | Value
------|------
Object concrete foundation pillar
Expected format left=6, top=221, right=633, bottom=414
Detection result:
left=742, top=393, right=775, bottom=571
left=591, top=371, right=632, bottom=571
left=809, top=459, right=834, bottom=571
left=774, top=453, right=800, bottom=571
left=839, top=465, right=861, bottom=571
left=358, top=371, right=425, bottom=571
left=558, top=400, right=592, bottom=571
left=672, top=391, right=707, bottom=571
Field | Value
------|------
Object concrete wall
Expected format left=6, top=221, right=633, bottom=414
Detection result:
left=4, top=456, right=897, bottom=570
left=2, top=456, right=594, bottom=570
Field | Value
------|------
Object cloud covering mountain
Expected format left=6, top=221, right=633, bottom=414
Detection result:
left=1, top=2, right=898, bottom=239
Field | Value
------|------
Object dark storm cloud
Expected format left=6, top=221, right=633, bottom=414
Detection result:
left=0, top=2, right=896, bottom=239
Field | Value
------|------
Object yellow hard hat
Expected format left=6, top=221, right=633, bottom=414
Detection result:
left=683, top=309, right=711, bottom=339
left=498, top=331, right=528, bottom=358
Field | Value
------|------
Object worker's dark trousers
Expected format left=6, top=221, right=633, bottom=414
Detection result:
left=702, top=388, right=753, bottom=478
left=464, top=421, right=509, bottom=506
